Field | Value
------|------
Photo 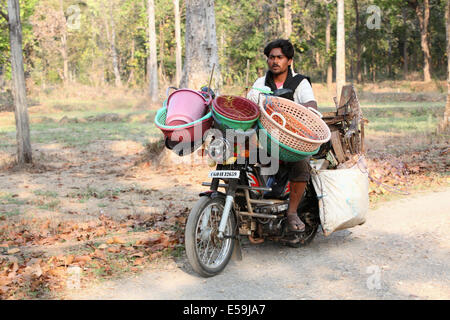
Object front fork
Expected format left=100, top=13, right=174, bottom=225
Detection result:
left=217, top=178, right=238, bottom=239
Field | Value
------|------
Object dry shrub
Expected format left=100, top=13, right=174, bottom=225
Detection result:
left=134, top=138, right=165, bottom=166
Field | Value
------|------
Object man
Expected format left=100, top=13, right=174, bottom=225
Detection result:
left=247, top=39, right=318, bottom=232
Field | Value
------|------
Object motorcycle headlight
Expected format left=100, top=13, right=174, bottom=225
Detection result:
left=207, top=138, right=232, bottom=164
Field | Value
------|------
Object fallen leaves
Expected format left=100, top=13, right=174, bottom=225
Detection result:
left=106, top=237, right=125, bottom=245
left=73, top=255, right=92, bottom=264
left=133, top=258, right=145, bottom=266
left=7, top=248, right=20, bottom=255
left=107, top=247, right=121, bottom=253
left=0, top=204, right=190, bottom=299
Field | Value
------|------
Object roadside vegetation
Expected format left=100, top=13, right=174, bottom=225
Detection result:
left=0, top=82, right=448, bottom=299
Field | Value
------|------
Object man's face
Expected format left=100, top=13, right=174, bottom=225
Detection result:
left=267, top=47, right=292, bottom=76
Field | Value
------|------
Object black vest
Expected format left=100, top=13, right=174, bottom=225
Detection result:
left=264, top=68, right=311, bottom=101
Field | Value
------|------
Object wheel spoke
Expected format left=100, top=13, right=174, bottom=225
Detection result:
left=207, top=247, right=217, bottom=265
left=193, top=201, right=233, bottom=269
left=202, top=238, right=210, bottom=262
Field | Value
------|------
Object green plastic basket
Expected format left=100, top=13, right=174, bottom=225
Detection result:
left=155, top=105, right=212, bottom=129
left=212, top=105, right=257, bottom=131
left=258, top=122, right=319, bottom=162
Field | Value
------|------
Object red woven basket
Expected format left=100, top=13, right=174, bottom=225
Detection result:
left=213, top=96, right=260, bottom=121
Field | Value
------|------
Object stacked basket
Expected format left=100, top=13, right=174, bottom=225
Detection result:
left=212, top=96, right=260, bottom=131
left=155, top=88, right=213, bottom=155
left=258, top=96, right=331, bottom=162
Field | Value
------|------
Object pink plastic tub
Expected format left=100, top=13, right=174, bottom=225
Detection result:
left=165, top=89, right=211, bottom=126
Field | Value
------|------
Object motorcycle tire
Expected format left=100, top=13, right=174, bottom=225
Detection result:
left=185, top=196, right=236, bottom=277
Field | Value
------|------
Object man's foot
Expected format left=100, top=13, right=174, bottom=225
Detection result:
left=287, top=213, right=305, bottom=232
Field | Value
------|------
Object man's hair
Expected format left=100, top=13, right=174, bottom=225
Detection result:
left=264, top=39, right=294, bottom=60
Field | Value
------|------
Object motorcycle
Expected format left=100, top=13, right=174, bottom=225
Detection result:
left=183, top=88, right=332, bottom=277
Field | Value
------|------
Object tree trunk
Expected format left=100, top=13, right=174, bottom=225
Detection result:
left=402, top=7, right=409, bottom=78
left=442, top=0, right=450, bottom=130
left=353, top=0, right=362, bottom=83
left=388, top=37, right=392, bottom=78
left=109, top=4, right=122, bottom=87
left=180, top=0, right=220, bottom=90
left=325, top=2, right=332, bottom=89
left=336, top=0, right=346, bottom=102
left=284, top=0, right=292, bottom=39
left=158, top=22, right=167, bottom=84
left=0, top=66, right=4, bottom=89
left=416, top=0, right=431, bottom=82
left=127, top=38, right=135, bottom=86
left=7, top=0, right=32, bottom=164
left=147, top=0, right=158, bottom=102
left=173, top=0, right=182, bottom=87
left=59, top=0, right=69, bottom=86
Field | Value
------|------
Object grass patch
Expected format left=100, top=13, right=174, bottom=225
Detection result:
left=164, top=244, right=185, bottom=258
left=0, top=193, right=27, bottom=205
left=33, top=190, right=59, bottom=198
left=26, top=121, right=160, bottom=148
left=366, top=114, right=438, bottom=133
left=0, top=208, right=21, bottom=217
left=36, top=199, right=60, bottom=211
left=68, top=186, right=124, bottom=201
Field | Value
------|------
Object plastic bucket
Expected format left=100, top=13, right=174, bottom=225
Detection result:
left=166, top=89, right=211, bottom=126
left=155, top=106, right=213, bottom=143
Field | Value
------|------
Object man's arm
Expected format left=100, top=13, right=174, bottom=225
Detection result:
left=294, top=79, right=318, bottom=110
left=246, top=76, right=268, bottom=105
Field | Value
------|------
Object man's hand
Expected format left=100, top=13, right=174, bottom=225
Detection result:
left=302, top=100, right=318, bottom=110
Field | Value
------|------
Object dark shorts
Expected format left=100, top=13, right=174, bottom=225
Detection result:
left=281, top=157, right=311, bottom=182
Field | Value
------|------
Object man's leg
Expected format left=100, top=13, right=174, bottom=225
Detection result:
left=285, top=158, right=310, bottom=232
left=287, top=181, right=306, bottom=231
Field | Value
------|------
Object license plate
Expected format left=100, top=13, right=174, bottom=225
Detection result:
left=208, top=170, right=240, bottom=179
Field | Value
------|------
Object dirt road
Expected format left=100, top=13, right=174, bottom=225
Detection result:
left=65, top=188, right=450, bottom=300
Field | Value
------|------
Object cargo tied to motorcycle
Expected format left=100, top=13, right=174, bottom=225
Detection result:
left=311, top=156, right=369, bottom=236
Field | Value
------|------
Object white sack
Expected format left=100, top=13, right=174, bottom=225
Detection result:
left=311, top=164, right=369, bottom=236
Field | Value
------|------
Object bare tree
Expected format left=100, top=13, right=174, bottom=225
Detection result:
left=324, top=0, right=332, bottom=89
left=402, top=7, right=409, bottom=78
left=3, top=0, right=32, bottom=164
left=442, top=0, right=450, bottom=130
left=147, top=0, right=158, bottom=101
left=174, top=0, right=182, bottom=87
left=180, top=0, right=220, bottom=90
left=59, top=0, right=69, bottom=86
left=408, top=0, right=431, bottom=82
left=336, top=0, right=346, bottom=102
left=284, top=0, right=292, bottom=39
left=109, top=3, right=122, bottom=87
left=100, top=0, right=122, bottom=87
left=353, top=0, right=362, bottom=83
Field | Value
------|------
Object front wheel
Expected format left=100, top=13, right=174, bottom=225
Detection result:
left=185, top=196, right=236, bottom=277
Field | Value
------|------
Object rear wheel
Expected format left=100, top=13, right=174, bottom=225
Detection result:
left=185, top=196, right=236, bottom=277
